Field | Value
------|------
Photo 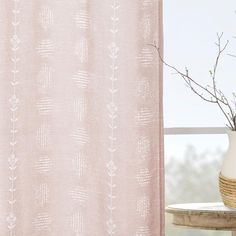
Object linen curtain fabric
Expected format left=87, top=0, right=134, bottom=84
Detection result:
left=0, top=0, right=164, bottom=235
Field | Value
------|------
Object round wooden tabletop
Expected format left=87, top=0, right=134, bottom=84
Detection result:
left=166, top=202, right=236, bottom=231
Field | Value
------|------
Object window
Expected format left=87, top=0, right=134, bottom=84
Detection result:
left=164, top=1, right=235, bottom=235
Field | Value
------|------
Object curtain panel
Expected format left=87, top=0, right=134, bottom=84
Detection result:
left=0, top=0, right=164, bottom=235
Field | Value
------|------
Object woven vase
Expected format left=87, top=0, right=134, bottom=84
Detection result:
left=219, top=131, right=236, bottom=209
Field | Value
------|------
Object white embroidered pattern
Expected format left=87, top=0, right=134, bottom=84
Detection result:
left=139, top=47, right=153, bottom=66
left=36, top=124, right=50, bottom=149
left=137, top=79, right=151, bottom=99
left=71, top=128, right=89, bottom=145
left=35, top=183, right=49, bottom=206
left=136, top=168, right=151, bottom=186
left=142, top=15, right=151, bottom=42
left=106, top=1, right=119, bottom=235
left=135, top=108, right=153, bottom=126
left=135, top=0, right=153, bottom=233
left=32, top=212, right=51, bottom=232
left=70, top=3, right=90, bottom=234
left=39, top=6, right=54, bottom=31
left=34, top=5, right=53, bottom=234
left=36, top=39, right=54, bottom=58
left=137, top=137, right=150, bottom=160
left=70, top=186, right=88, bottom=204
left=37, top=64, right=53, bottom=93
left=73, top=98, right=87, bottom=122
left=72, top=152, right=87, bottom=177
left=135, top=226, right=151, bottom=236
left=70, top=211, right=84, bottom=235
left=75, top=11, right=90, bottom=29
left=137, top=196, right=150, bottom=218
left=35, top=156, right=52, bottom=174
left=72, top=71, right=89, bottom=89
left=75, top=38, right=88, bottom=63
left=36, top=97, right=53, bottom=115
left=7, top=0, right=20, bottom=234
left=142, top=0, right=153, bottom=7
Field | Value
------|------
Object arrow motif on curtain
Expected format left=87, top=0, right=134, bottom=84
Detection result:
left=106, top=0, right=120, bottom=235
left=7, top=0, right=20, bottom=234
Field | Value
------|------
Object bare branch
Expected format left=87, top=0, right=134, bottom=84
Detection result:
left=149, top=37, right=236, bottom=131
left=210, top=34, right=234, bottom=129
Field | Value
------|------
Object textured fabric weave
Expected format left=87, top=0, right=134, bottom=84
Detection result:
left=0, top=0, right=164, bottom=235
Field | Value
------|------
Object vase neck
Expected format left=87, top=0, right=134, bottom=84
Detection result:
left=227, top=131, right=236, bottom=141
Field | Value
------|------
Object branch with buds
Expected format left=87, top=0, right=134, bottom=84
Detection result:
left=151, top=33, right=236, bottom=131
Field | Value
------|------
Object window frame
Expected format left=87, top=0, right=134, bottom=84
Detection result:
left=164, top=127, right=228, bottom=135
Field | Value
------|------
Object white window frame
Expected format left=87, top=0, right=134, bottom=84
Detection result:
left=164, top=127, right=228, bottom=135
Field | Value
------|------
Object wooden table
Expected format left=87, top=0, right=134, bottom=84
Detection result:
left=166, top=202, right=236, bottom=236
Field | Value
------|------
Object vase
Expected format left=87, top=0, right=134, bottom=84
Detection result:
left=219, top=131, right=236, bottom=209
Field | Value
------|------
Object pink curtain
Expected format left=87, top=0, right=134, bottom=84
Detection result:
left=0, top=0, right=164, bottom=235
